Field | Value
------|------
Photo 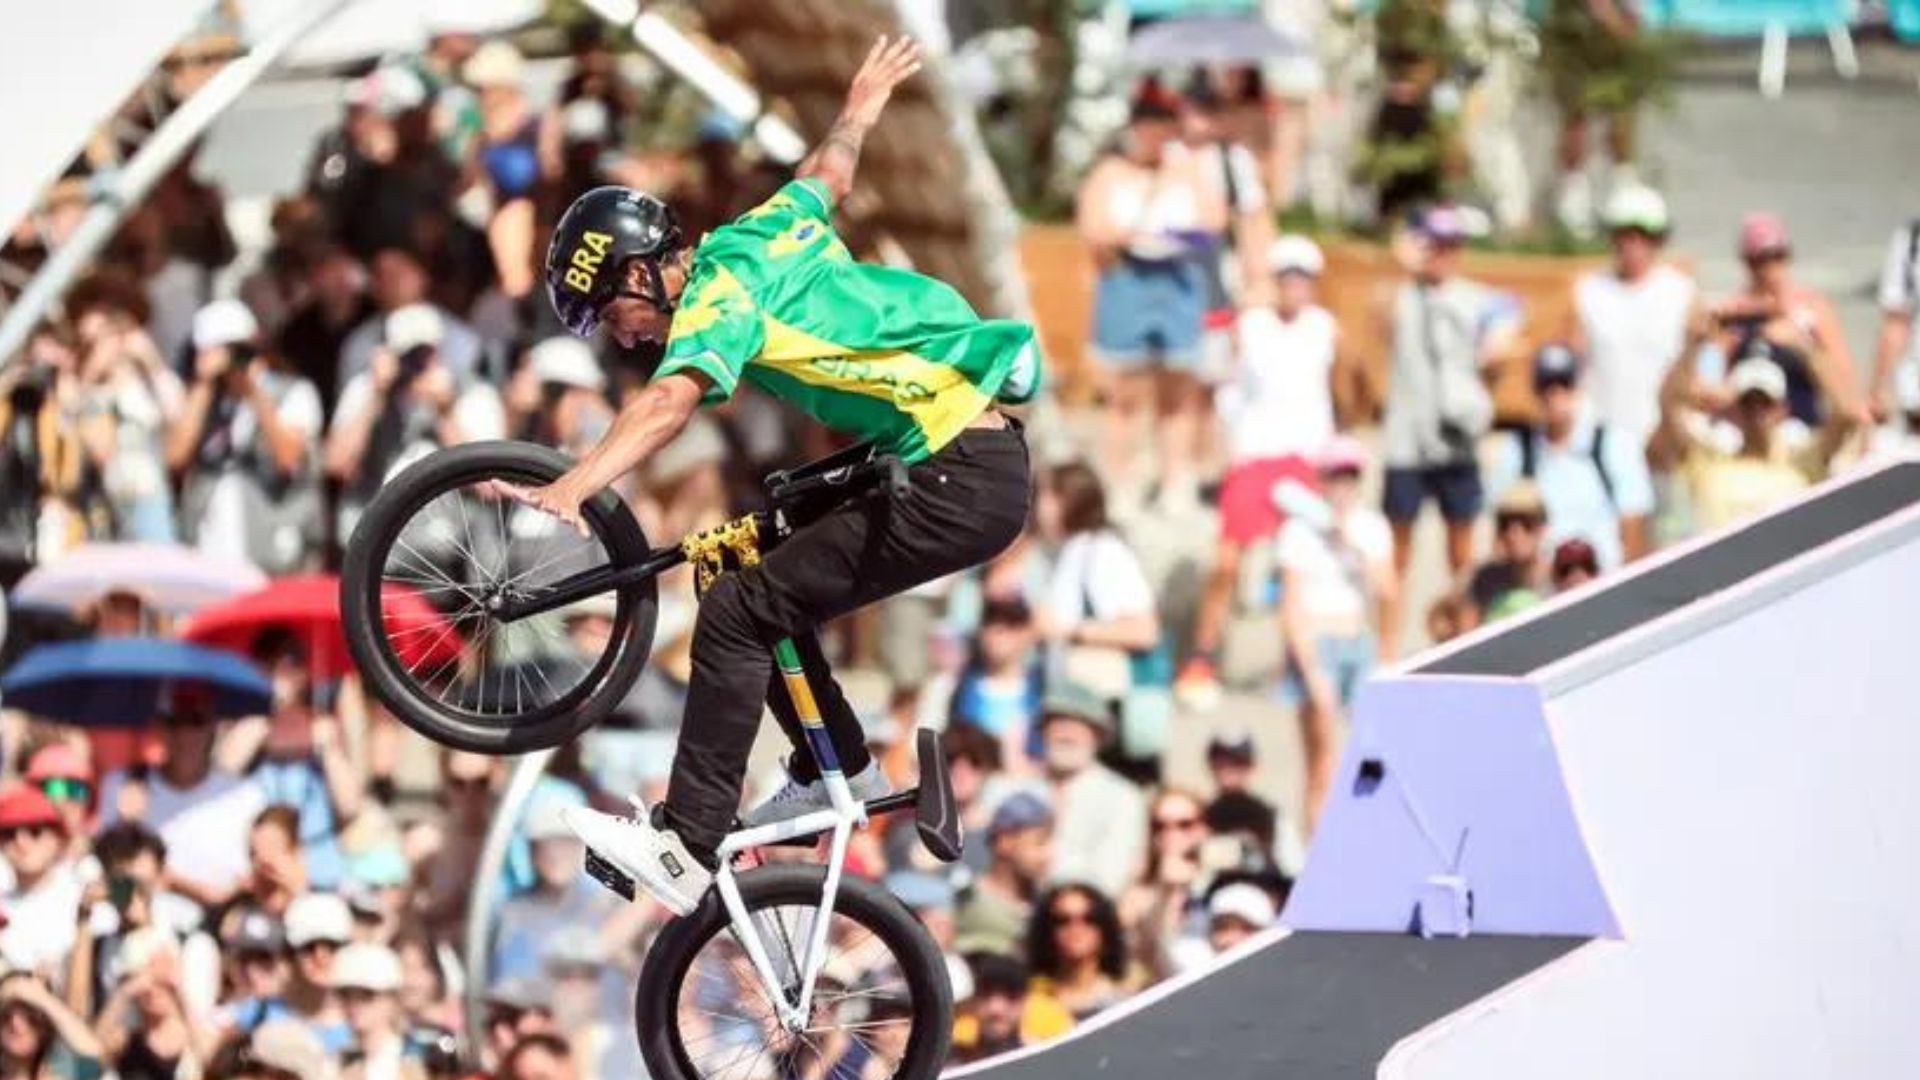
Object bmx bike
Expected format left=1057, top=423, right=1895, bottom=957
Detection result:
left=339, top=439, right=961, bottom=1080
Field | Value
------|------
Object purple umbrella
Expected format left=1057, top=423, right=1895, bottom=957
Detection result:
left=9, top=543, right=267, bottom=618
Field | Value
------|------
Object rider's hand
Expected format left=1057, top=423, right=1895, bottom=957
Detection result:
left=490, top=477, right=593, bottom=539
left=841, top=36, right=923, bottom=130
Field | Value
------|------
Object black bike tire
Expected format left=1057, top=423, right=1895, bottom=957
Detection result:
left=340, top=440, right=657, bottom=754
left=635, top=865, right=954, bottom=1080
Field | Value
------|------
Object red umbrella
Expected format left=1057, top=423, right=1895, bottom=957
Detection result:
left=180, top=573, right=462, bottom=679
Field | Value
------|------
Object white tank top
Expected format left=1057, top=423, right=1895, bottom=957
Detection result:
left=1103, top=148, right=1202, bottom=248
left=1576, top=265, right=1695, bottom=446
left=1222, top=304, right=1337, bottom=462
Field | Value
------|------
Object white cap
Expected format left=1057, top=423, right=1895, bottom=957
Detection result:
left=1267, top=235, right=1325, bottom=277
left=331, top=942, right=403, bottom=992
left=523, top=797, right=575, bottom=843
left=1728, top=357, right=1788, bottom=402
left=1602, top=184, right=1672, bottom=234
left=114, top=926, right=178, bottom=980
left=1207, top=882, right=1277, bottom=928
left=1895, top=363, right=1920, bottom=413
left=463, top=40, right=526, bottom=89
left=529, top=336, right=606, bottom=391
left=344, top=64, right=427, bottom=115
left=191, top=299, right=259, bottom=351
left=385, top=303, right=445, bottom=354
left=285, top=892, right=354, bottom=949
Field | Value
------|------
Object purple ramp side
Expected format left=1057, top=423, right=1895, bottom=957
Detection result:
left=1282, top=676, right=1619, bottom=938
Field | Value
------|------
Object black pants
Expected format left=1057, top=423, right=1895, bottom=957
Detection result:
left=665, top=421, right=1032, bottom=859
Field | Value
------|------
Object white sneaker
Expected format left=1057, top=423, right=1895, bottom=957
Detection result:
left=563, top=803, right=712, bottom=917
left=740, top=760, right=891, bottom=828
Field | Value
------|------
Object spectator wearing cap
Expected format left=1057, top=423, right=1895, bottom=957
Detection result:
left=1709, top=212, right=1862, bottom=429
left=950, top=597, right=1045, bottom=767
left=282, top=892, right=354, bottom=1054
left=343, top=847, right=411, bottom=945
left=1119, top=788, right=1213, bottom=981
left=1181, top=234, right=1358, bottom=709
left=1035, top=466, right=1160, bottom=764
left=0, top=787, right=79, bottom=980
left=334, top=248, right=484, bottom=393
left=490, top=797, right=613, bottom=982
left=955, top=792, right=1055, bottom=959
left=213, top=906, right=295, bottom=1034
left=479, top=976, right=554, bottom=1074
left=327, top=295, right=505, bottom=541
left=1550, top=538, right=1600, bottom=593
left=168, top=297, right=325, bottom=575
left=0, top=971, right=105, bottom=1079
left=1463, top=481, right=1552, bottom=629
left=1274, top=436, right=1398, bottom=829
left=332, top=942, right=418, bottom=1080
left=1380, top=206, right=1521, bottom=578
left=465, top=42, right=549, bottom=300
left=99, top=697, right=267, bottom=910
left=1075, top=90, right=1228, bottom=501
left=1572, top=186, right=1699, bottom=455
left=1202, top=731, right=1281, bottom=861
left=225, top=1018, right=328, bottom=1080
left=1653, top=343, right=1860, bottom=532
left=1486, top=342, right=1654, bottom=572
left=505, top=338, right=613, bottom=460
left=96, top=926, right=218, bottom=1080
left=21, top=745, right=92, bottom=859
left=305, top=63, right=434, bottom=259
left=1037, top=685, right=1146, bottom=897
left=502, top=1032, right=576, bottom=1080
left=1204, top=881, right=1276, bottom=957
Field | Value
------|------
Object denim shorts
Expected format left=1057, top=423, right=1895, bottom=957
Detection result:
left=1090, top=256, right=1205, bottom=369
left=1280, top=632, right=1376, bottom=710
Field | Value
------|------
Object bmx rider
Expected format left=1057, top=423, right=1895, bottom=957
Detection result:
left=496, top=36, right=1041, bottom=916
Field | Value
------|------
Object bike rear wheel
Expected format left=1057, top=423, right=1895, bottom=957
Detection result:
left=636, top=865, right=953, bottom=1080
left=340, top=441, right=657, bottom=754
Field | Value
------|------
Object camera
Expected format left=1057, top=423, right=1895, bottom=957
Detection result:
left=394, top=343, right=436, bottom=386
left=7, top=364, right=55, bottom=413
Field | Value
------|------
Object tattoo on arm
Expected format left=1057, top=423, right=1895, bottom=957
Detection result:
left=798, top=113, right=870, bottom=203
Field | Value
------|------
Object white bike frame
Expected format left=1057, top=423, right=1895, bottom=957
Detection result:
left=711, top=769, right=866, bottom=1032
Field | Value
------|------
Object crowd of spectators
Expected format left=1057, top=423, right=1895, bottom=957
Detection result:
left=0, top=8, right=1917, bottom=1080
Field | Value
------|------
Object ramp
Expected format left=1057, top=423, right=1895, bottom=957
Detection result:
left=954, top=459, right=1920, bottom=1079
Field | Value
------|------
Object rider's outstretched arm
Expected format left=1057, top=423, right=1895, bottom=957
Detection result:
left=501, top=371, right=706, bottom=536
left=795, top=35, right=922, bottom=205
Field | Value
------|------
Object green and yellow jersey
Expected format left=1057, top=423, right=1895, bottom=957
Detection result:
left=653, top=178, right=1042, bottom=463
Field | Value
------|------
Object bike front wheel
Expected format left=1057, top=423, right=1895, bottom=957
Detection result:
left=636, top=865, right=954, bottom=1080
left=340, top=441, right=658, bottom=754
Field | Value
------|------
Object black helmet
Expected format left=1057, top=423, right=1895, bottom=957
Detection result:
left=544, top=186, right=683, bottom=337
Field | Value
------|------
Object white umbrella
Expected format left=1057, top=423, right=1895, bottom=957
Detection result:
left=10, top=543, right=268, bottom=618
left=1125, top=14, right=1310, bottom=68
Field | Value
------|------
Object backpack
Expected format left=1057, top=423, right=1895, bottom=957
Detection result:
left=1516, top=425, right=1616, bottom=509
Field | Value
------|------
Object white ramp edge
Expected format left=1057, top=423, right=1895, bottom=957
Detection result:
left=1378, top=467, right=1920, bottom=1080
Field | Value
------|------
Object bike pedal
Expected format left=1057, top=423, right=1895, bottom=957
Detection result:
left=584, top=849, right=636, bottom=902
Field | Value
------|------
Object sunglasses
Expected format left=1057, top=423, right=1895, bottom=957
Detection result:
left=1049, top=908, right=1097, bottom=928
left=293, top=940, right=342, bottom=957
left=443, top=775, right=490, bottom=795
left=0, top=824, right=55, bottom=844
left=1495, top=513, right=1544, bottom=533
left=38, top=778, right=89, bottom=804
left=238, top=949, right=283, bottom=967
left=1151, top=816, right=1202, bottom=833
left=338, top=987, right=384, bottom=1004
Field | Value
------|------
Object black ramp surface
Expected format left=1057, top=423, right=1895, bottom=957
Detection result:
left=1421, top=461, right=1920, bottom=677
left=958, top=932, right=1583, bottom=1080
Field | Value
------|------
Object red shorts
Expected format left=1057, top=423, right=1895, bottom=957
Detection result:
left=1218, top=455, right=1319, bottom=547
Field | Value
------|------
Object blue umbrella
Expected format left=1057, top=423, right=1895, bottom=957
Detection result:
left=0, top=638, right=272, bottom=727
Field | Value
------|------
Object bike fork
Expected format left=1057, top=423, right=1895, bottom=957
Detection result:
left=717, top=637, right=863, bottom=1031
